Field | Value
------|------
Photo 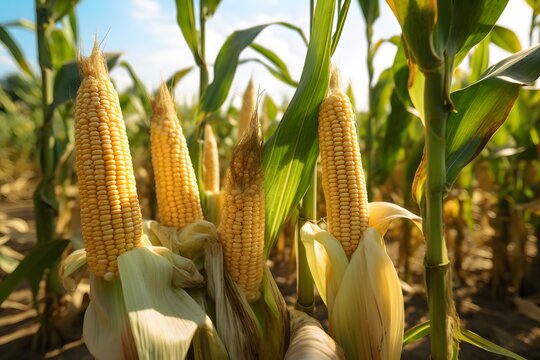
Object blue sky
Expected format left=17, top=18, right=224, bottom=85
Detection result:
left=0, top=0, right=534, bottom=110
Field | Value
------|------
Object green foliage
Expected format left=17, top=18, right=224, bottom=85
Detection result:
left=413, top=44, right=540, bottom=201
left=0, top=26, right=34, bottom=77
left=491, top=25, right=522, bottom=53
left=200, top=23, right=305, bottom=114
left=0, top=240, right=69, bottom=305
left=263, top=0, right=336, bottom=255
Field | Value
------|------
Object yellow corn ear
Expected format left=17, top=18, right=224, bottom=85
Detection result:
left=318, top=68, right=369, bottom=257
left=203, top=124, right=220, bottom=193
left=238, top=78, right=255, bottom=139
left=75, top=43, right=143, bottom=279
left=218, top=110, right=264, bottom=302
left=150, top=83, right=203, bottom=230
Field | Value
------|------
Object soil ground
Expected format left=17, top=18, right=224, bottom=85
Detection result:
left=1, top=197, right=539, bottom=359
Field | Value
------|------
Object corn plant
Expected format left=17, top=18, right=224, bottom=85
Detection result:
left=387, top=0, right=540, bottom=358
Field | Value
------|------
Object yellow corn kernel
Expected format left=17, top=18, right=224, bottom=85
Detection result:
left=203, top=124, right=220, bottom=193
left=238, top=78, right=255, bottom=140
left=218, top=110, right=264, bottom=302
left=75, top=43, right=143, bottom=279
left=150, top=83, right=203, bottom=230
left=318, top=68, right=369, bottom=257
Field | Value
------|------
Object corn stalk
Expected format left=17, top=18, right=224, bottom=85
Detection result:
left=423, top=64, right=454, bottom=358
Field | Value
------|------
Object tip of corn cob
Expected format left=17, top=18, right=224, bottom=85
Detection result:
left=328, top=65, right=343, bottom=97
left=79, top=38, right=108, bottom=79
left=238, top=78, right=256, bottom=140
left=229, top=110, right=262, bottom=187
left=152, top=82, right=176, bottom=118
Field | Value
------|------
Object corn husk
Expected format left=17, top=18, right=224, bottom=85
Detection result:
left=146, top=219, right=262, bottom=359
left=300, top=201, right=421, bottom=359
left=285, top=309, right=345, bottom=360
left=62, top=236, right=227, bottom=359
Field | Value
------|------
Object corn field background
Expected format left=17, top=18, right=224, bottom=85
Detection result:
left=1, top=0, right=540, bottom=359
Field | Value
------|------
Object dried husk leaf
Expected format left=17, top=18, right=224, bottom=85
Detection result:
left=285, top=309, right=345, bottom=360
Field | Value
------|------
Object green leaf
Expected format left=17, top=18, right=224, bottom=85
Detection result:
left=164, top=66, right=194, bottom=92
left=240, top=58, right=299, bottom=87
left=51, top=52, right=122, bottom=110
left=204, top=0, right=222, bottom=18
left=447, top=0, right=509, bottom=66
left=526, top=0, right=540, bottom=15
left=392, top=42, right=412, bottom=107
left=491, top=25, right=521, bottom=53
left=385, top=0, right=440, bottom=70
left=0, top=26, right=34, bottom=77
left=413, top=44, right=540, bottom=201
left=201, top=22, right=305, bottom=114
left=263, top=0, right=336, bottom=255
left=371, top=68, right=393, bottom=121
left=49, top=0, right=80, bottom=23
left=403, top=321, right=430, bottom=346
left=119, top=61, right=151, bottom=111
left=250, top=43, right=298, bottom=86
left=1, top=19, right=36, bottom=31
left=0, top=240, right=69, bottom=305
left=175, top=0, right=203, bottom=67
left=372, top=91, right=413, bottom=185
left=469, top=35, right=490, bottom=83
left=357, top=0, right=379, bottom=26
left=457, top=328, right=526, bottom=360
left=331, top=0, right=352, bottom=54
left=50, top=28, right=76, bottom=69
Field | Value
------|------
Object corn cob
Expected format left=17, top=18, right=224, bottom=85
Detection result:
left=218, top=110, right=264, bottom=301
left=203, top=124, right=220, bottom=193
left=318, top=68, right=369, bottom=257
left=75, top=43, right=142, bottom=279
left=150, top=83, right=203, bottom=230
left=238, top=78, right=255, bottom=140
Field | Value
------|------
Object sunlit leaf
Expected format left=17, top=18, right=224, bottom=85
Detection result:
left=447, top=0, right=509, bottom=66
left=49, top=0, right=80, bottom=23
left=457, top=328, right=526, bottom=360
left=50, top=28, right=76, bottom=69
left=331, top=0, right=352, bottom=54
left=262, top=0, right=336, bottom=254
left=119, top=61, right=151, bottom=111
left=413, top=44, right=540, bottom=202
left=403, top=321, right=430, bottom=346
left=357, top=0, right=379, bottom=26
left=204, top=0, right=222, bottom=18
left=201, top=22, right=306, bottom=114
left=491, top=25, right=522, bottom=53
left=0, top=26, right=34, bottom=77
left=250, top=43, right=298, bottom=86
left=164, top=66, right=194, bottom=92
left=469, top=35, right=490, bottom=83
left=385, top=0, right=439, bottom=70
left=175, top=0, right=203, bottom=67
left=525, top=0, right=540, bottom=15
